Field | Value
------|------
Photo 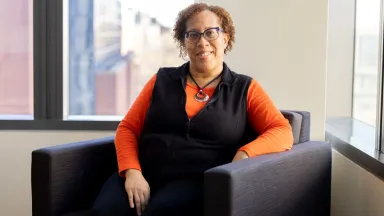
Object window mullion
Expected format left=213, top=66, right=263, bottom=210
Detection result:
left=46, top=0, right=63, bottom=120
left=379, top=26, right=384, bottom=153
left=33, top=0, right=48, bottom=120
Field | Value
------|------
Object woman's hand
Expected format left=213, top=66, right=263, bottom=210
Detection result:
left=232, top=150, right=249, bottom=162
left=124, top=169, right=150, bottom=216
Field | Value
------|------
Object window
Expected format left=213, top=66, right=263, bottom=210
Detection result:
left=63, top=0, right=193, bottom=121
left=352, top=0, right=381, bottom=127
left=0, top=0, right=34, bottom=120
left=0, top=0, right=196, bottom=130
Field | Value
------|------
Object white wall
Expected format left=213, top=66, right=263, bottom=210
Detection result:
left=0, top=0, right=330, bottom=215
left=332, top=150, right=384, bottom=216
left=326, top=0, right=355, bottom=119
left=204, top=0, right=328, bottom=140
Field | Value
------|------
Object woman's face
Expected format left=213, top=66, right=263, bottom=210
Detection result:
left=185, top=10, right=229, bottom=74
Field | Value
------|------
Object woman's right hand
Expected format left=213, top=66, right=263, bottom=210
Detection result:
left=124, top=169, right=150, bottom=216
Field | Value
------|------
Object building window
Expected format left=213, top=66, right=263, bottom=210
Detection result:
left=0, top=0, right=196, bottom=130
left=63, top=0, right=193, bottom=121
left=352, top=0, right=381, bottom=127
left=0, top=0, right=34, bottom=120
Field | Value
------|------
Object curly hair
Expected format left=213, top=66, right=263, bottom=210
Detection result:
left=173, top=3, right=236, bottom=58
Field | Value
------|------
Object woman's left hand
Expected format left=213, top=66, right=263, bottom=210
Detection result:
left=232, top=151, right=249, bottom=162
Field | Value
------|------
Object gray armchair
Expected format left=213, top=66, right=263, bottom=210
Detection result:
left=31, top=110, right=331, bottom=216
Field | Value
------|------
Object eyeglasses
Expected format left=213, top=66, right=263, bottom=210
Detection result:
left=184, top=27, right=224, bottom=43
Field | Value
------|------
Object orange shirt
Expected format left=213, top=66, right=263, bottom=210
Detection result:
left=115, top=74, right=293, bottom=176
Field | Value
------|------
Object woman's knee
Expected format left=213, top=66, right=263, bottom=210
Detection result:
left=91, top=173, right=134, bottom=216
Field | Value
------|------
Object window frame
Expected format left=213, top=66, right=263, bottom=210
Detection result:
left=0, top=0, right=197, bottom=130
left=0, top=0, right=118, bottom=130
left=350, top=0, right=384, bottom=153
left=379, top=19, right=384, bottom=153
left=378, top=0, right=384, bottom=153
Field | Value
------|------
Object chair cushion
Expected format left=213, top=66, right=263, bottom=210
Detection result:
left=282, top=111, right=302, bottom=144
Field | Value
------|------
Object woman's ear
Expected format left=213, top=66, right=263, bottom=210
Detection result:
left=223, top=33, right=229, bottom=46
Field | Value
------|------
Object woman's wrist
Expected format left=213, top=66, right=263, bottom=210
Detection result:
left=124, top=169, right=141, bottom=177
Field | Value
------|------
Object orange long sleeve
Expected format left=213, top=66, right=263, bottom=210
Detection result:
left=238, top=79, right=294, bottom=157
left=115, top=74, right=157, bottom=176
left=115, top=75, right=293, bottom=177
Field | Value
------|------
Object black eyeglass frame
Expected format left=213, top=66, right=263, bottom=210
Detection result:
left=184, top=27, right=225, bottom=43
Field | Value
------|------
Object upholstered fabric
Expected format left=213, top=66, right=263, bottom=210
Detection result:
left=281, top=110, right=311, bottom=143
left=31, top=137, right=117, bottom=216
left=204, top=141, right=331, bottom=216
left=281, top=110, right=302, bottom=144
left=294, top=110, right=311, bottom=143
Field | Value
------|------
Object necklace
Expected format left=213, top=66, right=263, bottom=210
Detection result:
left=189, top=72, right=222, bottom=102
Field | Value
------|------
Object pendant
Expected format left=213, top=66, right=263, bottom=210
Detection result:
left=194, top=90, right=209, bottom=102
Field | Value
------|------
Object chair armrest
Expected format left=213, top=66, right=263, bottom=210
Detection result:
left=204, top=141, right=331, bottom=216
left=31, top=136, right=117, bottom=216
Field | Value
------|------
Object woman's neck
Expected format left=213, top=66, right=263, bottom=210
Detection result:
left=188, top=64, right=223, bottom=88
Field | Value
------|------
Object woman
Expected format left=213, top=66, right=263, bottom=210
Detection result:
left=92, top=3, right=293, bottom=216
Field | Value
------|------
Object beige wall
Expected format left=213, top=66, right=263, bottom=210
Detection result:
left=0, top=131, right=115, bottom=216
left=332, top=150, right=384, bottom=216
left=0, top=0, right=330, bottom=216
left=204, top=0, right=328, bottom=140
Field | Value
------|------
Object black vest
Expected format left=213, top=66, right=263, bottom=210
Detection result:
left=138, top=62, right=256, bottom=183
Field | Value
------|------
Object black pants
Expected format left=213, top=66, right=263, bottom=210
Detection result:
left=91, top=173, right=204, bottom=216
